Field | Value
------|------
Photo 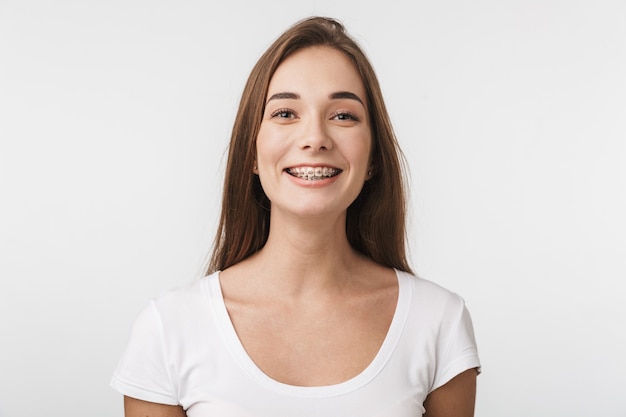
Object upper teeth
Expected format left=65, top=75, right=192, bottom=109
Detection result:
left=287, top=167, right=340, bottom=180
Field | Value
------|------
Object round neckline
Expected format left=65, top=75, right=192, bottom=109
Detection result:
left=205, top=269, right=412, bottom=398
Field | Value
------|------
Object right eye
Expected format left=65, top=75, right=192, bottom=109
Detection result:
left=270, top=108, right=297, bottom=119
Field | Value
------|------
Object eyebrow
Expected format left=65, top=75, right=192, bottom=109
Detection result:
left=266, top=91, right=365, bottom=106
left=329, top=91, right=364, bottom=105
left=266, top=92, right=299, bottom=102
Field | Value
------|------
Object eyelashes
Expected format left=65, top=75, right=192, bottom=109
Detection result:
left=269, top=108, right=360, bottom=122
left=270, top=108, right=296, bottom=119
left=331, top=111, right=359, bottom=122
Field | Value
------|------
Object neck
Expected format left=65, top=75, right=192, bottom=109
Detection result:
left=249, top=211, right=363, bottom=295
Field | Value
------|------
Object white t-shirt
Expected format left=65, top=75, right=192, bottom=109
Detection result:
left=111, top=270, right=481, bottom=416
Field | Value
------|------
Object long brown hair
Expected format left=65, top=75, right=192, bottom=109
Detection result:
left=208, top=16, right=412, bottom=274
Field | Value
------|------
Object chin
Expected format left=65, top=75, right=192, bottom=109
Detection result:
left=274, top=202, right=349, bottom=222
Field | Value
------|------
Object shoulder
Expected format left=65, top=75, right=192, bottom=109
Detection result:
left=396, top=270, right=475, bottom=341
left=394, top=271, right=481, bottom=391
left=397, top=270, right=466, bottom=311
left=145, top=272, right=220, bottom=329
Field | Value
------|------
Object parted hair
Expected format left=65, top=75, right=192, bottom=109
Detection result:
left=208, top=16, right=412, bottom=274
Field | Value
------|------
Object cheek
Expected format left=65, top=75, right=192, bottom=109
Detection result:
left=255, top=126, right=287, bottom=168
left=255, top=127, right=273, bottom=161
left=347, top=133, right=373, bottom=168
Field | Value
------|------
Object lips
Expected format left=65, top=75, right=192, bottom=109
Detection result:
left=285, top=166, right=342, bottom=180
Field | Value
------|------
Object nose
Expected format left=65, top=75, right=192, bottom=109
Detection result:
left=298, top=116, right=333, bottom=151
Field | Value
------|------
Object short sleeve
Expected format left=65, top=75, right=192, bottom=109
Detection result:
left=430, top=297, right=481, bottom=392
left=110, top=301, right=179, bottom=405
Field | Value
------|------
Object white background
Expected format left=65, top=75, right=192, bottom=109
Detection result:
left=1, top=0, right=625, bottom=416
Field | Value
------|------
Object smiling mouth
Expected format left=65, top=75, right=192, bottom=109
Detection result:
left=285, top=166, right=342, bottom=181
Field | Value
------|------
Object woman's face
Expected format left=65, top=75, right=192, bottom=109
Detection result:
left=255, top=46, right=372, bottom=221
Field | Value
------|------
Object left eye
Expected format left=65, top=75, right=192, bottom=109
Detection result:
left=332, top=112, right=358, bottom=121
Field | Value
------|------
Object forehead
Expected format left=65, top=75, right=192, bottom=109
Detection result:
left=267, top=46, right=366, bottom=97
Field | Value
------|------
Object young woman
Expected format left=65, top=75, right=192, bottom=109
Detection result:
left=111, top=16, right=481, bottom=417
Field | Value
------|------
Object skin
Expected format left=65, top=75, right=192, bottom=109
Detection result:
left=254, top=46, right=373, bottom=224
left=123, top=46, right=477, bottom=416
left=225, top=48, right=396, bottom=388
left=124, top=396, right=186, bottom=417
left=423, top=368, right=478, bottom=417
